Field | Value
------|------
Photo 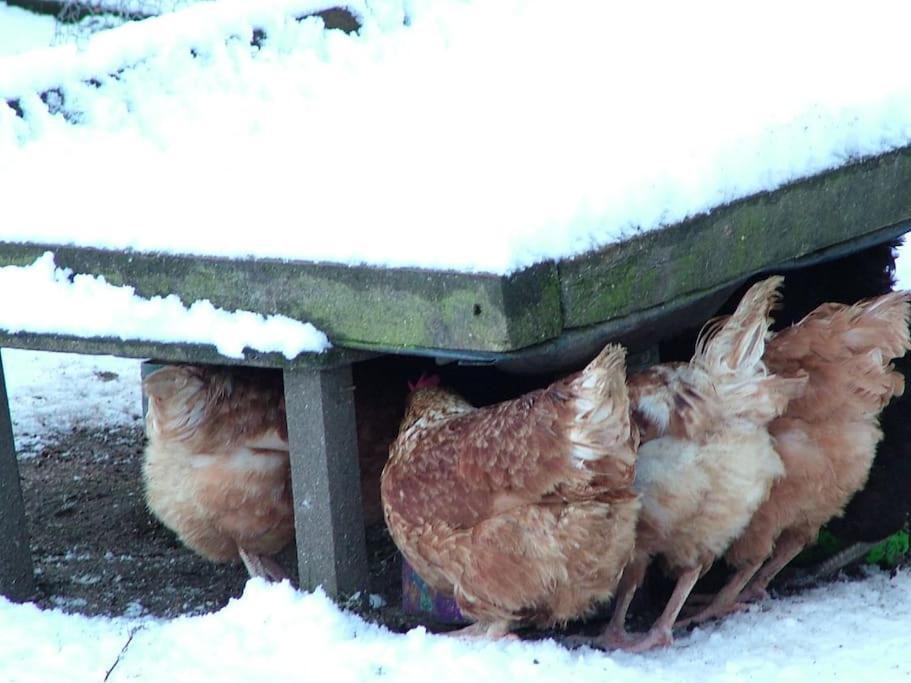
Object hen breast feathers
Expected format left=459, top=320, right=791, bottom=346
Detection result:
left=381, top=344, right=640, bottom=637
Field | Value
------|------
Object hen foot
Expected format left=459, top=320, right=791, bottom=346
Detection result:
left=239, top=548, right=289, bottom=582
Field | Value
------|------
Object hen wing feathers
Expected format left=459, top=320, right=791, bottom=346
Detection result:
left=384, top=344, right=636, bottom=531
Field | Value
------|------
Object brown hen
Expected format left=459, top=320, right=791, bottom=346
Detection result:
left=686, top=290, right=911, bottom=625
left=594, top=276, right=807, bottom=652
left=381, top=343, right=640, bottom=639
left=142, top=366, right=294, bottom=580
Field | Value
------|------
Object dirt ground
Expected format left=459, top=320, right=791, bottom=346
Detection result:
left=19, top=424, right=249, bottom=618
left=14, top=422, right=623, bottom=634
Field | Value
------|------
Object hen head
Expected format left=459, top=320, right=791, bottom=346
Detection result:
left=399, top=376, right=473, bottom=434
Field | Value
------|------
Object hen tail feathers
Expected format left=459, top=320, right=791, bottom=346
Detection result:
left=694, top=275, right=782, bottom=379
left=566, top=344, right=637, bottom=482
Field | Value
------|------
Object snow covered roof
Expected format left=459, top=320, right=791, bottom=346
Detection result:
left=3, top=0, right=911, bottom=275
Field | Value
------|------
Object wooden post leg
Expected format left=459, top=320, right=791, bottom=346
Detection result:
left=283, top=364, right=368, bottom=598
left=0, top=351, right=35, bottom=602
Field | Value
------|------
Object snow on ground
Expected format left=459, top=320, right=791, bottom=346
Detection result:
left=0, top=252, right=330, bottom=359
left=3, top=0, right=911, bottom=273
left=2, top=571, right=911, bottom=683
left=1, top=348, right=141, bottom=456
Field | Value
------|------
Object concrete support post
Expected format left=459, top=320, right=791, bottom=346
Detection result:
left=0, top=351, right=35, bottom=602
left=283, top=364, right=368, bottom=597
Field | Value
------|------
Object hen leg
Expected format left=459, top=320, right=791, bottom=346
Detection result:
left=680, top=533, right=807, bottom=627
left=239, top=547, right=290, bottom=582
left=620, top=564, right=705, bottom=652
left=739, top=531, right=806, bottom=602
left=592, top=554, right=649, bottom=648
left=562, top=555, right=647, bottom=651
left=676, top=561, right=760, bottom=627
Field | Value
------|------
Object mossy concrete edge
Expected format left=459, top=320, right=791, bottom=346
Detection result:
left=560, top=145, right=911, bottom=328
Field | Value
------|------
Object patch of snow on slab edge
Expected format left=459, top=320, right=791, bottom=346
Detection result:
left=0, top=252, right=331, bottom=358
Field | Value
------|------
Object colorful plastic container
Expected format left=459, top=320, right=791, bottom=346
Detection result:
left=401, top=559, right=467, bottom=624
